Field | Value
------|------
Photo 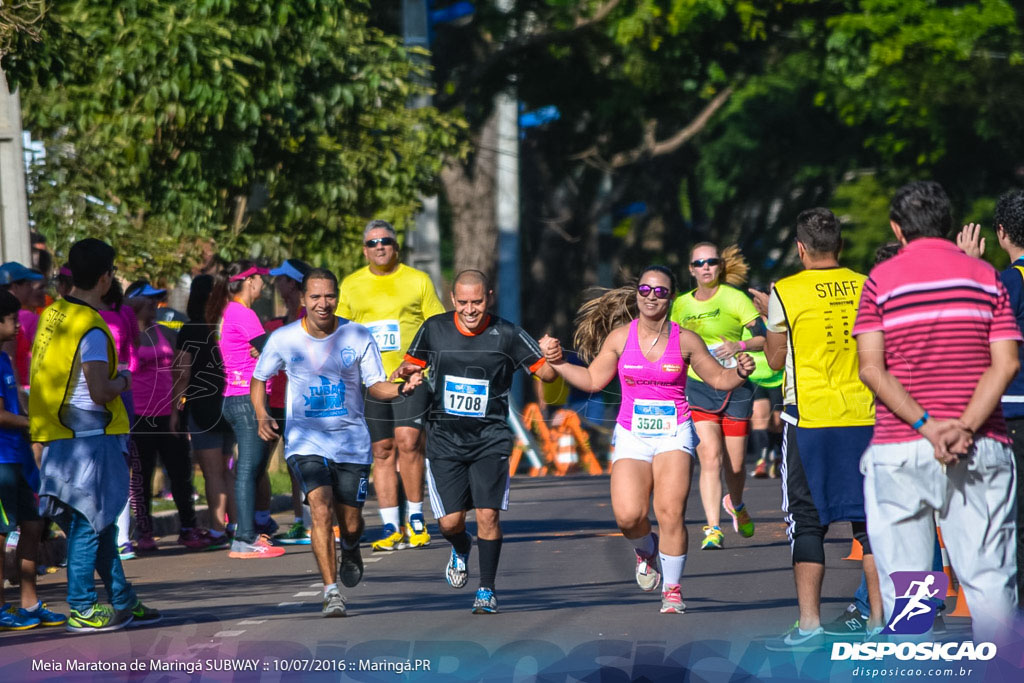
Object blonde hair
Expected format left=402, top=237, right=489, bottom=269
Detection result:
left=691, top=243, right=749, bottom=287
left=572, top=284, right=637, bottom=363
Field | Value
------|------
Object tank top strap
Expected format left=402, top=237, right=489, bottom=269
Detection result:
left=624, top=319, right=640, bottom=355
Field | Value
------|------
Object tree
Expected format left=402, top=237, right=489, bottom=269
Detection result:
left=4, top=0, right=465, bottom=281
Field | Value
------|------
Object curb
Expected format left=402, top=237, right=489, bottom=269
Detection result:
left=149, top=493, right=295, bottom=538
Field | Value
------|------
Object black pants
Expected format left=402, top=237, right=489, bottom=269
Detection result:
left=134, top=414, right=198, bottom=529
left=1005, top=417, right=1024, bottom=606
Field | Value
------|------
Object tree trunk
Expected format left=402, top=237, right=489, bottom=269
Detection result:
left=441, top=109, right=500, bottom=278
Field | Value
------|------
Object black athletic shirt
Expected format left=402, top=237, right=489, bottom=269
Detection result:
left=176, top=321, right=228, bottom=432
left=405, top=312, right=545, bottom=457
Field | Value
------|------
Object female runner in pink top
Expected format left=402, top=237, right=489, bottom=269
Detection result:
left=539, top=265, right=755, bottom=614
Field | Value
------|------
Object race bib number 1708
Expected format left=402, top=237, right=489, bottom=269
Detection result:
left=443, top=376, right=489, bottom=417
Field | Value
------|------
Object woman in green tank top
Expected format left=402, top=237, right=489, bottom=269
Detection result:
left=669, top=243, right=766, bottom=550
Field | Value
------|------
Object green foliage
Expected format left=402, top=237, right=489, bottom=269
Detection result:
left=6, top=0, right=465, bottom=281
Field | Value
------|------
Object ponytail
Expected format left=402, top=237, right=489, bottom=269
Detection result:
left=205, top=259, right=256, bottom=325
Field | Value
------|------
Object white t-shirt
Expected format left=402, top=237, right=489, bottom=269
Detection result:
left=69, top=328, right=112, bottom=412
left=253, top=317, right=386, bottom=464
left=766, top=289, right=796, bottom=406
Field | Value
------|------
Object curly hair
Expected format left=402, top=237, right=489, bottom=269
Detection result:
left=994, top=190, right=1024, bottom=249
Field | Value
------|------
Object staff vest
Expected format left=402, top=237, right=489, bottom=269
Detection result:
left=29, top=298, right=130, bottom=441
left=773, top=267, right=874, bottom=428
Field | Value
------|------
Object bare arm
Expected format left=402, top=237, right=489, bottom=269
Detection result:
left=765, top=330, right=788, bottom=371
left=0, top=395, right=28, bottom=430
left=368, top=371, right=423, bottom=401
left=82, top=361, right=130, bottom=405
left=958, top=339, right=1020, bottom=433
left=683, top=328, right=755, bottom=390
left=539, top=327, right=626, bottom=393
left=532, top=360, right=557, bottom=383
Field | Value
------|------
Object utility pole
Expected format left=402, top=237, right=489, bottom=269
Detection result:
left=0, top=69, right=30, bottom=265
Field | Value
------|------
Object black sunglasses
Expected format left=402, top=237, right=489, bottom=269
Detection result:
left=637, top=284, right=671, bottom=299
left=691, top=258, right=722, bottom=268
left=365, top=237, right=397, bottom=248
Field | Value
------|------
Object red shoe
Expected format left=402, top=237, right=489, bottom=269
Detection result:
left=178, top=528, right=214, bottom=551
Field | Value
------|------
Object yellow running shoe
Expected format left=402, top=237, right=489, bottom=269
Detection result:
left=405, top=514, right=431, bottom=548
left=371, top=524, right=405, bottom=552
left=701, top=525, right=724, bottom=550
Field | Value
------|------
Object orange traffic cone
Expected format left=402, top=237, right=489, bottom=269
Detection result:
left=936, top=527, right=957, bottom=597
left=949, top=584, right=971, bottom=618
left=843, top=539, right=863, bottom=561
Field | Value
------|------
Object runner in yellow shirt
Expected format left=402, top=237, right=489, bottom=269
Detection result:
left=337, top=220, right=446, bottom=550
left=669, top=243, right=765, bottom=550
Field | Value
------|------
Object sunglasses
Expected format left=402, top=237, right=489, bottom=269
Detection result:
left=691, top=258, right=722, bottom=268
left=637, top=284, right=671, bottom=299
left=365, top=237, right=397, bottom=248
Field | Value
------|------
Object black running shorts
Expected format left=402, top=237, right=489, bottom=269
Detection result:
left=363, top=383, right=430, bottom=443
left=425, top=453, right=511, bottom=517
left=287, top=455, right=370, bottom=508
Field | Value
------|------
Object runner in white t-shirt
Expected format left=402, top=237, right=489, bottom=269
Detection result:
left=251, top=268, right=422, bottom=618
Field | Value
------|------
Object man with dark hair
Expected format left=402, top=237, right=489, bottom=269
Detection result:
left=854, top=182, right=1020, bottom=643
left=29, top=238, right=160, bottom=633
left=251, top=269, right=422, bottom=616
left=337, top=220, right=445, bottom=552
left=751, top=208, right=881, bottom=650
left=394, top=270, right=556, bottom=614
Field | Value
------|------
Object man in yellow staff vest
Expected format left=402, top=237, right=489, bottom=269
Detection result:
left=29, top=238, right=160, bottom=634
left=337, top=220, right=446, bottom=550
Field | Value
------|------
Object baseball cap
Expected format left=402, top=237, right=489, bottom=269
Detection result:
left=0, top=262, right=44, bottom=286
left=269, top=258, right=312, bottom=284
left=125, top=282, right=167, bottom=298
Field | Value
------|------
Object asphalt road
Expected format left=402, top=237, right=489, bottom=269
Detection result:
left=0, top=472, right=1017, bottom=682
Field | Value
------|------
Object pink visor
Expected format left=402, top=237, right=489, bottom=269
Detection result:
left=229, top=266, right=270, bottom=282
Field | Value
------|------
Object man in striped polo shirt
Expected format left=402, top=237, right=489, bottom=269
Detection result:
left=853, top=181, right=1020, bottom=642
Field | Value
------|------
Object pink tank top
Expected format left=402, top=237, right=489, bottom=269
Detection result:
left=134, top=326, right=175, bottom=417
left=616, top=320, right=690, bottom=433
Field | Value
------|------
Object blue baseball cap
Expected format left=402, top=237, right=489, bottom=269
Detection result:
left=125, top=282, right=167, bottom=298
left=269, top=258, right=311, bottom=284
left=0, top=262, right=44, bottom=286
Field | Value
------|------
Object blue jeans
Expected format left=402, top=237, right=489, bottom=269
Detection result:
left=66, top=509, right=136, bottom=612
left=222, top=395, right=270, bottom=544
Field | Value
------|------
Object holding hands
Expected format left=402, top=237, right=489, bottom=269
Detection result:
left=734, top=352, right=756, bottom=379
left=538, top=335, right=564, bottom=364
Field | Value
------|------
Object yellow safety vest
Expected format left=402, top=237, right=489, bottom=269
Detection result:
left=773, top=268, right=874, bottom=427
left=29, top=298, right=129, bottom=441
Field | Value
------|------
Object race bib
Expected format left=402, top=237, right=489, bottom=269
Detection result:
left=707, top=343, right=737, bottom=369
left=632, top=399, right=677, bottom=438
left=444, top=375, right=489, bottom=417
left=367, top=320, right=401, bottom=352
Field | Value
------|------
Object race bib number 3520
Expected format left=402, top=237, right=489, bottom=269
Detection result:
left=443, top=376, right=489, bottom=417
left=632, top=399, right=677, bottom=437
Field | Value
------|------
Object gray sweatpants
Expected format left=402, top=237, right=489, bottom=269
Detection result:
left=861, top=437, right=1018, bottom=642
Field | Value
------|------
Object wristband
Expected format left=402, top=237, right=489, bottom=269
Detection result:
left=911, top=411, right=929, bottom=430
left=739, top=341, right=747, bottom=351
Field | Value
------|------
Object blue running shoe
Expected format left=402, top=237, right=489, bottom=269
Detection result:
left=472, top=588, right=498, bottom=614
left=445, top=545, right=470, bottom=589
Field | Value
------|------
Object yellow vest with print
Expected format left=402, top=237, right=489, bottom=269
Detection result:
left=772, top=268, right=874, bottom=427
left=29, top=299, right=130, bottom=441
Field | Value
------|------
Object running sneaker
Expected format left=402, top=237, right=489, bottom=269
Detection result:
left=768, top=456, right=780, bottom=479
left=228, top=534, right=286, bottom=559
left=118, top=542, right=136, bottom=560
left=66, top=604, right=132, bottom=634
left=722, top=494, right=755, bottom=538
left=178, top=528, right=215, bottom=551
left=322, top=589, right=347, bottom=618
left=123, top=600, right=162, bottom=628
left=765, top=624, right=826, bottom=652
left=634, top=532, right=661, bottom=592
left=254, top=517, right=280, bottom=537
left=472, top=587, right=499, bottom=614
left=752, top=457, right=769, bottom=478
left=13, top=602, right=66, bottom=627
left=445, top=544, right=471, bottom=589
left=823, top=604, right=868, bottom=636
left=701, top=526, right=724, bottom=550
left=371, top=524, right=406, bottom=552
left=0, top=604, right=40, bottom=631
left=276, top=521, right=312, bottom=545
left=405, top=514, right=431, bottom=548
left=339, top=545, right=364, bottom=588
left=660, top=585, right=686, bottom=614
left=136, top=535, right=158, bottom=553
left=204, top=533, right=231, bottom=550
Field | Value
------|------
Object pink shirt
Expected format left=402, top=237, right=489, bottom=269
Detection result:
left=100, top=307, right=138, bottom=372
left=15, top=309, right=38, bottom=388
left=134, top=326, right=175, bottom=417
left=853, top=238, right=1023, bottom=444
left=218, top=301, right=265, bottom=397
left=616, top=320, right=691, bottom=430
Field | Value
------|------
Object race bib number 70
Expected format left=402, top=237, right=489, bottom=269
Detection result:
left=443, top=375, right=489, bottom=417
left=366, top=320, right=401, bottom=352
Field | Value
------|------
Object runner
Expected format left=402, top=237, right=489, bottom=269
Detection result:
left=337, top=219, right=445, bottom=551
left=538, top=265, right=754, bottom=613
left=670, top=244, right=765, bottom=549
left=393, top=270, right=556, bottom=614
left=744, top=307, right=784, bottom=479
left=747, top=208, right=882, bottom=651
left=251, top=268, right=422, bottom=616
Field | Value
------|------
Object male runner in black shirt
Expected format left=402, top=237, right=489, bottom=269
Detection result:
left=396, top=270, right=556, bottom=613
